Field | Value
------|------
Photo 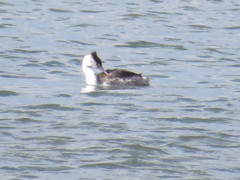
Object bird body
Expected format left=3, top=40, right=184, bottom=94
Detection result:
left=82, top=52, right=149, bottom=87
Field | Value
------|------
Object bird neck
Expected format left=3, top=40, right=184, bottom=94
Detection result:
left=82, top=65, right=98, bottom=85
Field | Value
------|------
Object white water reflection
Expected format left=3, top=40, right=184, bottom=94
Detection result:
left=81, top=85, right=97, bottom=93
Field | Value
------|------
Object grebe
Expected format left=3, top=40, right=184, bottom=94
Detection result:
left=82, top=52, right=149, bottom=86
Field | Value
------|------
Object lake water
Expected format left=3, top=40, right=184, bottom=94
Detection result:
left=1, top=0, right=240, bottom=179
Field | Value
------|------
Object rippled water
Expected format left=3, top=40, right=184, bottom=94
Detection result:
left=1, top=0, right=240, bottom=179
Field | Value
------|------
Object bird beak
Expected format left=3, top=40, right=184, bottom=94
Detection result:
left=97, top=64, right=109, bottom=75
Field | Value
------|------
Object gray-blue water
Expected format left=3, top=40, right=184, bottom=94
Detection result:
left=1, top=0, right=240, bottom=179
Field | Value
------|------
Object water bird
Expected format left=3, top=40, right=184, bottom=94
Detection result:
left=82, top=52, right=149, bottom=86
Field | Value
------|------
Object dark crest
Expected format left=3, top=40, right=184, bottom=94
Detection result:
left=91, top=51, right=102, bottom=67
left=91, top=51, right=107, bottom=73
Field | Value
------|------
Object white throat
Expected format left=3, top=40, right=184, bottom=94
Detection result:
left=82, top=65, right=98, bottom=85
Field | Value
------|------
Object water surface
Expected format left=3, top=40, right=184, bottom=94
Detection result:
left=0, top=0, right=240, bottom=179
